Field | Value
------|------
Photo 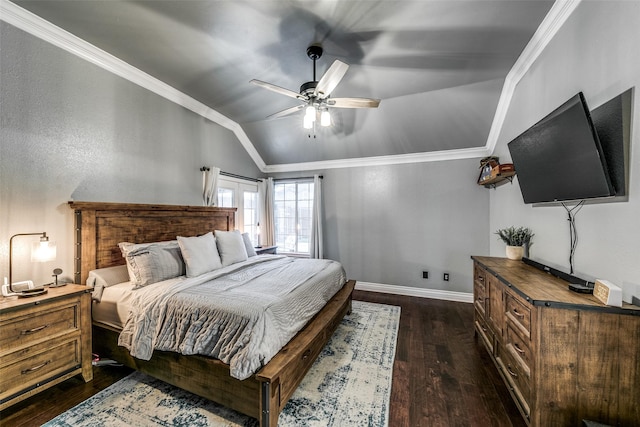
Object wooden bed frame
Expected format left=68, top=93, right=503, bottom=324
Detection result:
left=68, top=201, right=355, bottom=427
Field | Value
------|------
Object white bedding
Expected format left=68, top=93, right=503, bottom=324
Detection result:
left=103, top=255, right=345, bottom=380
left=92, top=282, right=134, bottom=329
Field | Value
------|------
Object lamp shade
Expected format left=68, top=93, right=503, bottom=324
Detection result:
left=31, top=240, right=56, bottom=262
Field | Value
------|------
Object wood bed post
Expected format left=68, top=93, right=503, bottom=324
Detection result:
left=261, top=380, right=280, bottom=427
left=73, top=208, right=97, bottom=285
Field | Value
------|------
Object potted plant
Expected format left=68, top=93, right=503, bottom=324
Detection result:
left=495, top=226, right=534, bottom=260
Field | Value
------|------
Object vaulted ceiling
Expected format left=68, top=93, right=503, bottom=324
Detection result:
left=12, top=0, right=554, bottom=170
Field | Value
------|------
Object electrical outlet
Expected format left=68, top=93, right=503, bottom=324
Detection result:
left=443, top=273, right=449, bottom=281
left=423, top=271, right=429, bottom=279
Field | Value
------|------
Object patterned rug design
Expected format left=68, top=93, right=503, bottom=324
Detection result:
left=44, top=301, right=400, bottom=427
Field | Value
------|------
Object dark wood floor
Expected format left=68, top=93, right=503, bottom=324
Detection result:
left=356, top=290, right=525, bottom=427
left=1, top=291, right=525, bottom=427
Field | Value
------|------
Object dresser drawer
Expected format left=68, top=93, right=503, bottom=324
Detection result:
left=505, top=323, right=532, bottom=378
left=0, top=297, right=80, bottom=351
left=475, top=309, right=494, bottom=354
left=1, top=336, right=81, bottom=403
left=497, top=345, right=531, bottom=418
left=474, top=264, right=487, bottom=289
left=474, top=268, right=487, bottom=317
left=504, top=293, right=531, bottom=338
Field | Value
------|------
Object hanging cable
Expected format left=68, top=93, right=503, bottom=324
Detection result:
left=561, top=200, right=585, bottom=274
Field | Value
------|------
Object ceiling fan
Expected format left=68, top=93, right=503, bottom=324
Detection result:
left=250, top=45, right=380, bottom=129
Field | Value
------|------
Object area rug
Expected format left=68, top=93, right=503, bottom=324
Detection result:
left=44, top=300, right=400, bottom=427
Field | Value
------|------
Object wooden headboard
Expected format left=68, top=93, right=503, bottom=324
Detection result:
left=68, top=202, right=236, bottom=284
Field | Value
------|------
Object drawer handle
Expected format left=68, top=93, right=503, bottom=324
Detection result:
left=513, top=343, right=526, bottom=354
left=478, top=277, right=484, bottom=282
left=512, top=308, right=525, bottom=319
left=21, top=324, right=49, bottom=335
left=476, top=297, right=484, bottom=303
left=507, top=365, right=518, bottom=378
left=21, top=360, right=51, bottom=375
left=301, top=349, right=311, bottom=361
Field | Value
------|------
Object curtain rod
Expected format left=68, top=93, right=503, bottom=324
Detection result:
left=274, top=175, right=323, bottom=182
left=220, top=171, right=263, bottom=183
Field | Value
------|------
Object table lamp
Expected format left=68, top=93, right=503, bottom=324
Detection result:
left=2, top=232, right=56, bottom=297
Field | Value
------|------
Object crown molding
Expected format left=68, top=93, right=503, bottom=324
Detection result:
left=263, top=146, right=491, bottom=173
left=2, top=0, right=579, bottom=173
left=484, top=0, right=582, bottom=154
left=0, top=0, right=267, bottom=171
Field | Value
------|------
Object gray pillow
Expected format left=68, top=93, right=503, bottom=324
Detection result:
left=177, top=232, right=223, bottom=277
left=119, top=240, right=185, bottom=288
left=215, top=230, right=249, bottom=266
left=242, top=233, right=257, bottom=257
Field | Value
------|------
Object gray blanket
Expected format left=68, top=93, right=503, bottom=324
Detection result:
left=119, top=255, right=346, bottom=379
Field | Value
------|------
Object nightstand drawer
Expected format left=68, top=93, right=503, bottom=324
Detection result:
left=0, top=297, right=80, bottom=351
left=1, top=336, right=81, bottom=403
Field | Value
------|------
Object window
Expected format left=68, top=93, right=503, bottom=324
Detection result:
left=243, top=190, right=259, bottom=246
left=274, top=180, right=314, bottom=255
left=217, top=187, right=234, bottom=208
left=216, top=177, right=259, bottom=246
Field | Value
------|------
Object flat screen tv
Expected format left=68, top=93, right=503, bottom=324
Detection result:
left=508, top=92, right=615, bottom=204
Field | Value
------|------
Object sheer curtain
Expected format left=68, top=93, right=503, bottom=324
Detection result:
left=310, top=174, right=323, bottom=259
left=202, top=166, right=220, bottom=206
left=259, top=177, right=275, bottom=247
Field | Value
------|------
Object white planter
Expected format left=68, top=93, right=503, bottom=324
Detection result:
left=506, top=245, right=524, bottom=260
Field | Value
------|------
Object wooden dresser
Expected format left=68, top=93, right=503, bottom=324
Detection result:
left=472, top=256, right=640, bottom=426
left=0, top=285, right=92, bottom=410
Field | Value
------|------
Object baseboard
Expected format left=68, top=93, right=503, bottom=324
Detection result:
left=355, top=281, right=474, bottom=304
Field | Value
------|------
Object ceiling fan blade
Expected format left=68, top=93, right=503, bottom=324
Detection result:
left=250, top=79, right=303, bottom=100
left=328, top=97, right=381, bottom=108
left=314, top=60, right=349, bottom=98
left=266, top=104, right=305, bottom=119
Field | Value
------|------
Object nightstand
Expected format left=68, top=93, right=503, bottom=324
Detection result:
left=0, top=285, right=93, bottom=410
left=255, top=245, right=278, bottom=255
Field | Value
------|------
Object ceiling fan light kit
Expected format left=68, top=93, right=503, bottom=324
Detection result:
left=250, top=44, right=380, bottom=130
left=303, top=109, right=314, bottom=129
left=320, top=109, right=331, bottom=127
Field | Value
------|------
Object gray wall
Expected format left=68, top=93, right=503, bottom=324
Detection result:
left=490, top=2, right=640, bottom=293
left=275, top=159, right=491, bottom=294
left=1, top=22, right=260, bottom=285
left=323, top=160, right=489, bottom=293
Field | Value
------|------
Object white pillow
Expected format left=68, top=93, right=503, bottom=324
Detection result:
left=87, top=264, right=130, bottom=288
left=242, top=233, right=257, bottom=257
left=118, top=240, right=185, bottom=288
left=177, top=232, right=223, bottom=277
left=87, top=265, right=130, bottom=301
left=215, top=230, right=248, bottom=266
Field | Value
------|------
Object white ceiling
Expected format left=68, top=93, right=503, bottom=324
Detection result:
left=10, top=0, right=555, bottom=170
